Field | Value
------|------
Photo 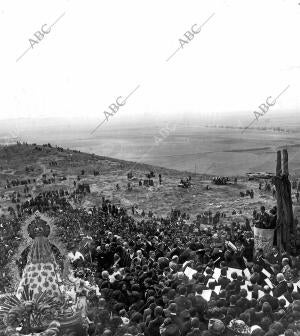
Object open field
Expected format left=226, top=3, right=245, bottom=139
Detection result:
left=0, top=143, right=284, bottom=220
left=48, top=126, right=300, bottom=177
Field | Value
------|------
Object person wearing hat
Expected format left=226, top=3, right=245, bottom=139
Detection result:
left=250, top=325, right=264, bottom=336
left=227, top=319, right=250, bottom=336
left=207, top=318, right=226, bottom=336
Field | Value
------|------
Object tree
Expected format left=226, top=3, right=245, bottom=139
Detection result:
left=273, top=149, right=295, bottom=253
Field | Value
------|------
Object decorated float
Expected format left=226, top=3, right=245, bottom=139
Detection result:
left=0, top=212, right=94, bottom=336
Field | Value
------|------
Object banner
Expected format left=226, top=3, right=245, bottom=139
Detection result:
left=253, top=227, right=274, bottom=255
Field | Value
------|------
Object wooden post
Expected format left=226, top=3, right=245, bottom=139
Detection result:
left=273, top=149, right=294, bottom=253
left=283, top=149, right=288, bottom=176
left=276, top=151, right=282, bottom=176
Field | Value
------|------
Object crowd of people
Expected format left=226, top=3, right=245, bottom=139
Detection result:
left=1, top=190, right=300, bottom=335
left=54, top=199, right=300, bottom=336
left=1, top=146, right=300, bottom=335
left=212, top=177, right=229, bottom=185
left=252, top=206, right=277, bottom=230
left=4, top=178, right=35, bottom=189
left=0, top=216, right=21, bottom=293
left=17, top=189, right=72, bottom=215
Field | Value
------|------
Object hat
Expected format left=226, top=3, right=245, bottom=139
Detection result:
left=250, top=325, right=262, bottom=333
left=227, top=319, right=251, bottom=335
left=209, top=318, right=225, bottom=334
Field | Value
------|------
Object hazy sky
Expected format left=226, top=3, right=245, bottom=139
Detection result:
left=0, top=0, right=299, bottom=130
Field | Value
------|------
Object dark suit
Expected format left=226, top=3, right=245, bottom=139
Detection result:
left=259, top=293, right=279, bottom=310
left=273, top=280, right=288, bottom=298
left=175, top=295, right=190, bottom=313
left=145, top=316, right=164, bottom=336
left=170, top=314, right=183, bottom=331
left=192, top=295, right=208, bottom=317
left=217, top=276, right=231, bottom=289
left=267, top=253, right=281, bottom=265
left=187, top=329, right=202, bottom=336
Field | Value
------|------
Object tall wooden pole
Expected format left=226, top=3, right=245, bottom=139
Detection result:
left=275, top=151, right=283, bottom=251
left=276, top=151, right=282, bottom=176
left=273, top=149, right=295, bottom=253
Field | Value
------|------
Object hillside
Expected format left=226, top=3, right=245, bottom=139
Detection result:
left=0, top=143, right=278, bottom=220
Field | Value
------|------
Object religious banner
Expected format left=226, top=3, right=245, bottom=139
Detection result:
left=253, top=227, right=274, bottom=255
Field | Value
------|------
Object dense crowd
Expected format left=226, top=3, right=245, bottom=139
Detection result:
left=0, top=216, right=21, bottom=293
left=57, top=198, right=300, bottom=336
left=1, top=187, right=300, bottom=335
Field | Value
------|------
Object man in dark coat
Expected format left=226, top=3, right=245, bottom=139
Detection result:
left=273, top=273, right=288, bottom=298
left=217, top=268, right=231, bottom=289
left=145, top=306, right=164, bottom=336
left=259, top=285, right=279, bottom=310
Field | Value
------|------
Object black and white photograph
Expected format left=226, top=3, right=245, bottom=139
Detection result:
left=1, top=0, right=300, bottom=335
